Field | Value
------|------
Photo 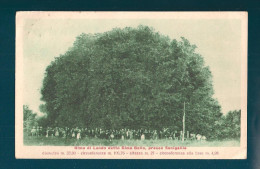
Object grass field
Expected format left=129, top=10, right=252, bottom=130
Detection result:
left=23, top=135, right=240, bottom=147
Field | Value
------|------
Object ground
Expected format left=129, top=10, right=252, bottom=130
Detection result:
left=23, top=135, right=240, bottom=147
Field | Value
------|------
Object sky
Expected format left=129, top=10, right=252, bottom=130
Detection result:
left=22, top=17, right=243, bottom=116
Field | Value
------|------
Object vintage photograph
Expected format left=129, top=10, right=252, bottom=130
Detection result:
left=16, top=12, right=247, bottom=159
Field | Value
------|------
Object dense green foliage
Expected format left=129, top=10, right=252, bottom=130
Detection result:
left=213, top=110, right=241, bottom=140
left=41, top=26, right=223, bottom=138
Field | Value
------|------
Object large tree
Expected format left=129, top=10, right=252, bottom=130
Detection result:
left=41, top=25, right=222, bottom=137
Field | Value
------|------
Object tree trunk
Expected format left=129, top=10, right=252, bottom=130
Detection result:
left=182, top=101, right=185, bottom=142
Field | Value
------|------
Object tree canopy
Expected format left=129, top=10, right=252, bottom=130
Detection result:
left=41, top=25, right=222, bottom=137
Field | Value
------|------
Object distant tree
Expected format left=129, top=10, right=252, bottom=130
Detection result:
left=23, top=105, right=37, bottom=132
left=224, top=110, right=241, bottom=139
left=41, top=25, right=222, bottom=138
left=213, top=109, right=241, bottom=140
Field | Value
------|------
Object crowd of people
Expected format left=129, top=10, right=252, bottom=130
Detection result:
left=28, top=126, right=207, bottom=141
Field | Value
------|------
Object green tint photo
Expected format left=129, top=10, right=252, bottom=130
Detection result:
left=15, top=12, right=247, bottom=159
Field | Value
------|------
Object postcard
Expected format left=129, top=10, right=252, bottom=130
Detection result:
left=15, top=11, right=247, bottom=159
